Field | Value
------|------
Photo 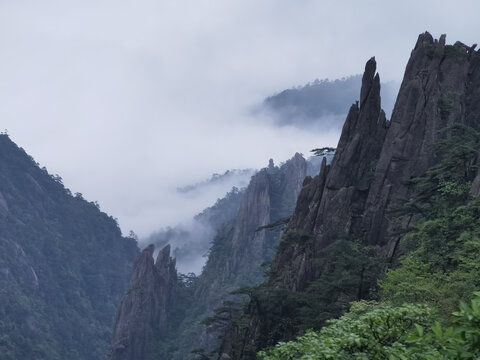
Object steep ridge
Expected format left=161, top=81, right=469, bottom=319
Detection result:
left=270, top=32, right=480, bottom=291
left=170, top=154, right=315, bottom=359
left=0, top=134, right=138, bottom=360
left=106, top=245, right=177, bottom=360
left=270, top=56, right=388, bottom=291
left=198, top=154, right=309, bottom=301
left=362, top=33, right=480, bottom=253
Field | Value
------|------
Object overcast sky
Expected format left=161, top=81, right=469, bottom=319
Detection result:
left=1, top=0, right=479, bottom=237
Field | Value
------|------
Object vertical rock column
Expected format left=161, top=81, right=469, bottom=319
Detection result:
left=106, top=244, right=177, bottom=360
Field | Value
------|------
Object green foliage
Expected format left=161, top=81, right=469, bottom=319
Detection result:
left=380, top=258, right=446, bottom=306
left=150, top=272, right=200, bottom=360
left=409, top=124, right=479, bottom=215
left=311, top=147, right=336, bottom=156
left=258, top=301, right=434, bottom=359
left=256, top=217, right=291, bottom=232
left=298, top=238, right=383, bottom=329
left=381, top=125, right=480, bottom=318
left=258, top=124, right=480, bottom=359
left=258, top=293, right=480, bottom=359
left=277, top=230, right=311, bottom=252
left=202, top=297, right=254, bottom=360
left=220, top=237, right=382, bottom=354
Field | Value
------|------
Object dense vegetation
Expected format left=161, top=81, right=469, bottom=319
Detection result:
left=381, top=124, right=480, bottom=316
left=0, top=135, right=138, bottom=360
left=258, top=293, right=480, bottom=359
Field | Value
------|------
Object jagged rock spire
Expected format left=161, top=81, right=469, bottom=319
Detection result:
left=269, top=56, right=388, bottom=290
left=106, top=245, right=177, bottom=360
left=270, top=31, right=480, bottom=291
left=360, top=57, right=377, bottom=109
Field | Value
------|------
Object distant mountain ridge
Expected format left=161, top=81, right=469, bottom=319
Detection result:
left=260, top=75, right=399, bottom=130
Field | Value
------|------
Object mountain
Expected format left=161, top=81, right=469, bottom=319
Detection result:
left=0, top=135, right=138, bottom=359
left=259, top=75, right=399, bottom=130
left=107, top=153, right=325, bottom=359
left=218, top=32, right=480, bottom=358
left=144, top=187, right=245, bottom=274
left=103, top=31, right=480, bottom=360
left=271, top=32, right=480, bottom=289
left=146, top=156, right=330, bottom=276
left=197, top=154, right=310, bottom=300
left=106, top=244, right=177, bottom=360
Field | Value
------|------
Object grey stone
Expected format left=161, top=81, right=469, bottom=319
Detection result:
left=106, top=244, right=176, bottom=360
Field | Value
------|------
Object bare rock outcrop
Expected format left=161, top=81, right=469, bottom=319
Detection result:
left=270, top=32, right=480, bottom=290
left=106, top=244, right=176, bottom=360
left=270, top=56, right=388, bottom=290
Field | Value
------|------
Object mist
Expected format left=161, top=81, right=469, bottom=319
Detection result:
left=1, top=0, right=479, bottom=238
left=256, top=75, right=400, bottom=130
left=147, top=219, right=215, bottom=275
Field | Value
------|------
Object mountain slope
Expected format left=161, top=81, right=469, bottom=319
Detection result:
left=0, top=135, right=138, bottom=360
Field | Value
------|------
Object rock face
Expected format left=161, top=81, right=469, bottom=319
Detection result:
left=166, top=154, right=319, bottom=360
left=197, top=153, right=310, bottom=299
left=215, top=32, right=480, bottom=360
left=105, top=154, right=320, bottom=360
left=270, top=57, right=388, bottom=290
left=362, top=33, right=480, bottom=254
left=107, top=244, right=177, bottom=360
left=271, top=32, right=480, bottom=290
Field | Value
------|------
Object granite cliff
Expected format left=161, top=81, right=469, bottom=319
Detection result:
left=107, top=154, right=323, bottom=359
left=106, top=245, right=177, bottom=360
left=103, top=31, right=480, bottom=360
left=218, top=32, right=480, bottom=358
left=271, top=32, right=480, bottom=291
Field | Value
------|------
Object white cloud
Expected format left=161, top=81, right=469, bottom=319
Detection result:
left=0, top=0, right=479, bottom=236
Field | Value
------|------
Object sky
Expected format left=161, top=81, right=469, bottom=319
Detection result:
left=1, top=0, right=479, bottom=238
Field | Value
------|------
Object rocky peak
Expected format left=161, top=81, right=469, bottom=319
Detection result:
left=268, top=32, right=480, bottom=291
left=268, top=56, right=388, bottom=290
left=360, top=57, right=378, bottom=108
left=155, top=244, right=176, bottom=279
left=106, top=244, right=176, bottom=360
left=363, top=31, right=480, bottom=253
left=189, top=153, right=312, bottom=358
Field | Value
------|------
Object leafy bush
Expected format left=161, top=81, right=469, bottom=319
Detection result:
left=258, top=301, right=433, bottom=359
left=258, top=292, right=480, bottom=359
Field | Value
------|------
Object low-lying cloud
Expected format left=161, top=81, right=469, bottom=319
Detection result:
left=1, top=0, right=478, bottom=239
